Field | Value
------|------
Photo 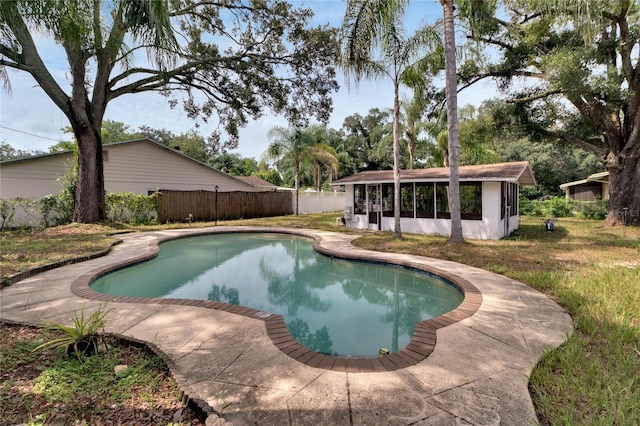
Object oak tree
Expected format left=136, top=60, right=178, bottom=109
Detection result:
left=0, top=0, right=338, bottom=222
left=468, top=0, right=640, bottom=225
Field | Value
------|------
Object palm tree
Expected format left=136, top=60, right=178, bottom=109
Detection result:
left=423, top=117, right=449, bottom=167
left=440, top=0, right=501, bottom=240
left=439, top=0, right=464, bottom=242
left=305, top=125, right=340, bottom=191
left=263, top=126, right=338, bottom=215
left=400, top=52, right=444, bottom=169
left=341, top=0, right=440, bottom=239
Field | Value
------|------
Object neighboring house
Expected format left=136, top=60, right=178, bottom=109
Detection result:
left=0, top=138, right=266, bottom=199
left=560, top=171, right=609, bottom=202
left=331, top=161, right=536, bottom=240
left=233, top=175, right=278, bottom=190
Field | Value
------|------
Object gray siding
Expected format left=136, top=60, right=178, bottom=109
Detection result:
left=1, top=153, right=73, bottom=198
left=1, top=140, right=260, bottom=199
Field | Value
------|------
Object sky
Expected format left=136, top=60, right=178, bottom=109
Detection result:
left=0, top=0, right=496, bottom=160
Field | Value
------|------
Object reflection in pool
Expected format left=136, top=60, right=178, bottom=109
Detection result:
left=91, top=233, right=464, bottom=357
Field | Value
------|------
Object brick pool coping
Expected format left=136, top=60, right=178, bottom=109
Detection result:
left=70, top=227, right=482, bottom=373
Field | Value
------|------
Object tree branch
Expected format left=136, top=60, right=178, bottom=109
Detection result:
left=170, top=1, right=263, bottom=18
left=506, top=89, right=563, bottom=103
left=476, top=36, right=513, bottom=51
left=543, top=129, right=604, bottom=158
left=0, top=3, right=70, bottom=116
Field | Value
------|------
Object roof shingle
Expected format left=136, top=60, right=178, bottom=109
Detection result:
left=331, top=161, right=536, bottom=186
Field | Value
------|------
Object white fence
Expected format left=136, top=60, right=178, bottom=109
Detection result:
left=296, top=191, right=345, bottom=214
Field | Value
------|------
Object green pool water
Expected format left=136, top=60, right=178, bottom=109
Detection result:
left=91, top=233, right=464, bottom=357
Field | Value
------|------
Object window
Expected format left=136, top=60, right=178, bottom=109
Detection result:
left=460, top=182, right=482, bottom=220
left=436, top=183, right=450, bottom=219
left=501, top=182, right=506, bottom=219
left=381, top=183, right=414, bottom=217
left=416, top=183, right=435, bottom=218
left=400, top=183, right=414, bottom=217
left=382, top=184, right=393, bottom=217
left=501, top=182, right=519, bottom=218
left=354, top=184, right=366, bottom=214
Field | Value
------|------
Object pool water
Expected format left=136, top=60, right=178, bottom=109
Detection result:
left=91, top=233, right=464, bottom=357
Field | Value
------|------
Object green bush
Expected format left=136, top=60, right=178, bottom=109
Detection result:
left=38, top=194, right=73, bottom=227
left=5, top=191, right=157, bottom=229
left=519, top=198, right=544, bottom=217
left=576, top=199, right=608, bottom=220
left=542, top=197, right=574, bottom=218
left=106, top=192, right=157, bottom=225
left=0, top=198, right=17, bottom=231
left=520, top=196, right=575, bottom=218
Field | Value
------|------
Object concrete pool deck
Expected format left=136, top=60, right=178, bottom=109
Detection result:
left=0, top=226, right=573, bottom=425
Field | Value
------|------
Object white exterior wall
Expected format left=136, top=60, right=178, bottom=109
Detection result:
left=483, top=181, right=506, bottom=240
left=342, top=185, right=368, bottom=230
left=341, top=182, right=515, bottom=240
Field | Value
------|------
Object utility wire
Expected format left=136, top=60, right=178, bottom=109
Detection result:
left=0, top=125, right=61, bottom=142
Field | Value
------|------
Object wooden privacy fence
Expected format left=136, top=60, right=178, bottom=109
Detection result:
left=157, top=190, right=293, bottom=222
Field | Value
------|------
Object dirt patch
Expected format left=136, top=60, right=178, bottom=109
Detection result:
left=0, top=323, right=206, bottom=426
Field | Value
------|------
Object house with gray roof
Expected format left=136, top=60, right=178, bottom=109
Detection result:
left=560, top=171, right=609, bottom=202
left=0, top=138, right=268, bottom=199
left=0, top=138, right=280, bottom=226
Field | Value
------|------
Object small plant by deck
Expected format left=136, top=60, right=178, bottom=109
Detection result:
left=33, top=305, right=111, bottom=360
left=0, top=323, right=202, bottom=425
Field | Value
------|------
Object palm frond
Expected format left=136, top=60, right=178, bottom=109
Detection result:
left=340, top=0, right=409, bottom=85
left=120, top=0, right=180, bottom=68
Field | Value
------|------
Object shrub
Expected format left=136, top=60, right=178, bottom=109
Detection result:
left=520, top=196, right=575, bottom=218
left=106, top=192, right=158, bottom=225
left=576, top=199, right=608, bottom=220
left=36, top=164, right=75, bottom=227
left=542, top=197, right=574, bottom=218
left=5, top=191, right=157, bottom=229
left=519, top=197, right=544, bottom=217
left=0, top=198, right=16, bottom=231
left=38, top=194, right=73, bottom=227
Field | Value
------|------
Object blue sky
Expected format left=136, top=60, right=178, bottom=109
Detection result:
left=0, top=0, right=496, bottom=159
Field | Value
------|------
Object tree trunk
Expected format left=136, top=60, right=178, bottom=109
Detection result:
left=441, top=0, right=463, bottom=243
left=72, top=120, right=106, bottom=223
left=294, top=161, right=300, bottom=215
left=606, top=153, right=640, bottom=226
left=407, top=122, right=415, bottom=170
left=393, top=81, right=402, bottom=239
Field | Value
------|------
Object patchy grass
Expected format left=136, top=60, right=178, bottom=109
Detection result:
left=350, top=216, right=640, bottom=426
left=0, top=323, right=203, bottom=425
left=1, top=223, right=122, bottom=279
left=1, top=214, right=639, bottom=425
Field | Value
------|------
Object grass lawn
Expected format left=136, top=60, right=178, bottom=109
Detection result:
left=1, top=213, right=639, bottom=425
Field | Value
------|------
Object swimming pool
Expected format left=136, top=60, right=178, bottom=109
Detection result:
left=91, top=233, right=464, bottom=357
